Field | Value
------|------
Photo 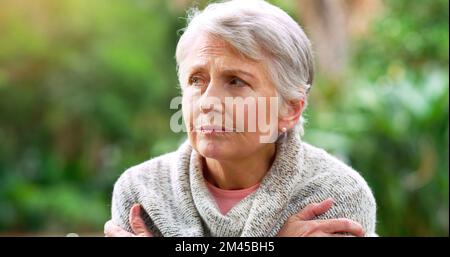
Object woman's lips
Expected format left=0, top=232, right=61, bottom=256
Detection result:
left=196, top=125, right=234, bottom=134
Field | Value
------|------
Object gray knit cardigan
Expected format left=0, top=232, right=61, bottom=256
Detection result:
left=111, top=130, right=377, bottom=237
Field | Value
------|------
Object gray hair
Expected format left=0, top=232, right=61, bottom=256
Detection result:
left=175, top=0, right=314, bottom=136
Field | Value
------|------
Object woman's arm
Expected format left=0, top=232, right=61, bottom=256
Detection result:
left=289, top=170, right=378, bottom=236
left=110, top=170, right=135, bottom=233
left=104, top=199, right=364, bottom=237
left=277, top=198, right=364, bottom=237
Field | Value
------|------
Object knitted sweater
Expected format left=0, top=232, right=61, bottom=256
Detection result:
left=110, top=131, right=377, bottom=237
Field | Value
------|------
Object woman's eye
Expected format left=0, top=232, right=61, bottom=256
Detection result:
left=189, top=76, right=205, bottom=87
left=229, top=77, right=247, bottom=87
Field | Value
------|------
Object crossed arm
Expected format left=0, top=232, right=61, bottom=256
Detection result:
left=104, top=198, right=365, bottom=237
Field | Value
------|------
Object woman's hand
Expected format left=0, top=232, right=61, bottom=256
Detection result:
left=277, top=198, right=365, bottom=237
left=104, top=204, right=153, bottom=237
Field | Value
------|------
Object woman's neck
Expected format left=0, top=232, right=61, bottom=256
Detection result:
left=202, top=143, right=276, bottom=190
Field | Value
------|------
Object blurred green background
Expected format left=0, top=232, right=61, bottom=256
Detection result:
left=0, top=0, right=448, bottom=236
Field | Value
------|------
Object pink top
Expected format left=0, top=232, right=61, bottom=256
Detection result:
left=205, top=180, right=260, bottom=215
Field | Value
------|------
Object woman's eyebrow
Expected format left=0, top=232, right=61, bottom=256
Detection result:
left=221, top=68, right=257, bottom=80
left=188, top=64, right=207, bottom=73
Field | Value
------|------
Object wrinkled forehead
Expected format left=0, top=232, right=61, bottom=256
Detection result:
left=178, top=32, right=268, bottom=78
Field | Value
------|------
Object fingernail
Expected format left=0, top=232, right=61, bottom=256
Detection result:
left=132, top=204, right=140, bottom=215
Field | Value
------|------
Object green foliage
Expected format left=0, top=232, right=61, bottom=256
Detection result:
left=0, top=0, right=448, bottom=236
left=303, top=0, right=449, bottom=236
left=0, top=0, right=185, bottom=234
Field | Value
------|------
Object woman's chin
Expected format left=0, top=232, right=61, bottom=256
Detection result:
left=196, top=139, right=230, bottom=159
left=196, top=139, right=218, bottom=157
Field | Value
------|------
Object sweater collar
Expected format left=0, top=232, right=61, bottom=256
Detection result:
left=187, top=130, right=305, bottom=236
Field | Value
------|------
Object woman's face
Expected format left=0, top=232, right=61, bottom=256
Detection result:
left=179, top=32, right=279, bottom=161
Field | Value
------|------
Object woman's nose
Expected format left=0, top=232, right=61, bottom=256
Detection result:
left=200, top=97, right=214, bottom=113
left=199, top=82, right=223, bottom=113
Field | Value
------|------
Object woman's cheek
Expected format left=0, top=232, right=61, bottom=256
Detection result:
left=182, top=90, right=197, bottom=132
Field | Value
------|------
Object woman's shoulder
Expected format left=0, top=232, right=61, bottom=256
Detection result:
left=110, top=145, right=189, bottom=232
left=113, top=142, right=191, bottom=192
left=293, top=142, right=378, bottom=235
left=300, top=141, right=371, bottom=190
left=129, top=151, right=177, bottom=174
left=298, top=141, right=376, bottom=213
left=112, top=153, right=171, bottom=198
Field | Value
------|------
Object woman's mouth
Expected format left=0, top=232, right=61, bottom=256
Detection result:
left=197, top=125, right=234, bottom=134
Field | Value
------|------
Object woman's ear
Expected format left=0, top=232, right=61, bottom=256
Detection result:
left=278, top=99, right=304, bottom=131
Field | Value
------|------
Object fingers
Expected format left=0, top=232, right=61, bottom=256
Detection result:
left=318, top=218, right=365, bottom=237
left=104, top=220, right=135, bottom=237
left=295, top=198, right=334, bottom=221
left=306, top=232, right=354, bottom=237
left=129, top=204, right=153, bottom=237
left=104, top=204, right=154, bottom=237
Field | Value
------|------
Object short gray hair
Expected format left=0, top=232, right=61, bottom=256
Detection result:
left=175, top=0, right=314, bottom=136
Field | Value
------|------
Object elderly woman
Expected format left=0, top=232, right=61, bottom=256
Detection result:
left=104, top=0, right=376, bottom=237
